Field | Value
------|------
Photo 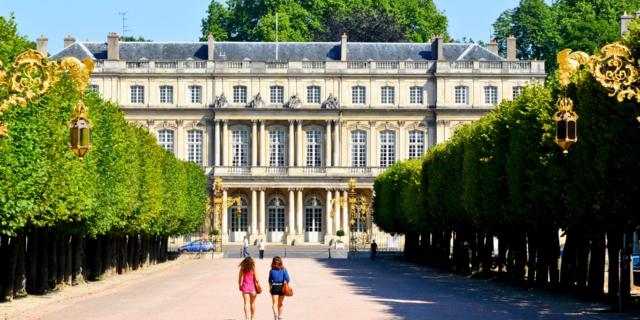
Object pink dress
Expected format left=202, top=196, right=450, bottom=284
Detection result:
left=240, top=271, right=256, bottom=294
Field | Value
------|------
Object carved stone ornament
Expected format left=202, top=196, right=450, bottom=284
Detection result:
left=286, top=94, right=302, bottom=108
left=212, top=93, right=228, bottom=109
left=248, top=92, right=264, bottom=108
left=322, top=93, right=340, bottom=109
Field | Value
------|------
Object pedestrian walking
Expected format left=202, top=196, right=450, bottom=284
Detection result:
left=269, top=256, right=291, bottom=320
left=370, top=240, right=378, bottom=260
left=259, top=240, right=265, bottom=259
left=243, top=236, right=250, bottom=257
left=238, top=257, right=261, bottom=320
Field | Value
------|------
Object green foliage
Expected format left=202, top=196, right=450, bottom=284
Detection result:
left=336, top=229, right=345, bottom=237
left=200, top=0, right=447, bottom=42
left=492, top=0, right=640, bottom=70
left=120, top=36, right=152, bottom=42
left=0, top=14, right=35, bottom=64
left=0, top=59, right=207, bottom=238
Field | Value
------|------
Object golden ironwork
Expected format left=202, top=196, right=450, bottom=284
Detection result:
left=0, top=49, right=94, bottom=137
left=210, top=177, right=241, bottom=252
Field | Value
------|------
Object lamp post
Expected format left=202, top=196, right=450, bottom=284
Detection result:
left=0, top=50, right=94, bottom=158
left=211, top=177, right=240, bottom=253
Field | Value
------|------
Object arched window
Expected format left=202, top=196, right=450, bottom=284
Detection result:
left=408, top=130, right=425, bottom=159
left=379, top=130, right=396, bottom=168
left=230, top=198, right=248, bottom=232
left=351, top=130, right=367, bottom=167
left=231, top=129, right=249, bottom=167
left=158, top=129, right=174, bottom=154
left=304, top=196, right=322, bottom=232
left=187, top=130, right=203, bottom=165
left=268, top=197, right=286, bottom=232
left=305, top=130, right=322, bottom=167
left=268, top=129, right=286, bottom=167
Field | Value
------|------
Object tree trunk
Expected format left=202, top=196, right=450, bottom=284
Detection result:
left=0, top=235, right=17, bottom=302
left=587, top=228, right=605, bottom=299
left=513, top=231, right=527, bottom=284
left=560, top=228, right=576, bottom=291
left=72, top=236, right=85, bottom=285
left=48, top=231, right=57, bottom=290
left=56, top=234, right=65, bottom=286
left=26, top=228, right=38, bottom=294
left=606, top=230, right=620, bottom=302
left=64, top=235, right=72, bottom=285
left=14, top=233, right=27, bottom=298
left=575, top=230, right=590, bottom=293
left=0, top=235, right=7, bottom=301
left=36, top=228, right=49, bottom=294
left=549, top=228, right=560, bottom=289
left=620, top=229, right=632, bottom=311
left=527, top=230, right=537, bottom=287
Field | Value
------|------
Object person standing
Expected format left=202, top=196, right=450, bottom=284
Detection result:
left=243, top=236, right=250, bottom=258
left=370, top=240, right=378, bottom=260
left=238, top=257, right=260, bottom=320
left=268, top=256, right=291, bottom=320
left=259, top=240, right=266, bottom=259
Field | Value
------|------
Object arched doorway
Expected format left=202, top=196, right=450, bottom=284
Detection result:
left=305, top=196, right=323, bottom=243
left=229, top=198, right=248, bottom=242
left=267, top=196, right=286, bottom=243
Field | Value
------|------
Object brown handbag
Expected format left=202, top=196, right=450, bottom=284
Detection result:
left=254, top=274, right=262, bottom=294
left=282, top=281, right=293, bottom=297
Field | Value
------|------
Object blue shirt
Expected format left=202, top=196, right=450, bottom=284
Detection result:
left=268, top=269, right=290, bottom=284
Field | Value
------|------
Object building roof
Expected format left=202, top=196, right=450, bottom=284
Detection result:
left=51, top=41, right=503, bottom=62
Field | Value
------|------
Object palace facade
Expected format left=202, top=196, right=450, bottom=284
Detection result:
left=49, top=32, right=545, bottom=246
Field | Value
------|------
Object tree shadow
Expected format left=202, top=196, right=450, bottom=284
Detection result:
left=316, top=259, right=636, bottom=320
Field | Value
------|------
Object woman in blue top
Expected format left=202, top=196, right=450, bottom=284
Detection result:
left=268, top=256, right=290, bottom=320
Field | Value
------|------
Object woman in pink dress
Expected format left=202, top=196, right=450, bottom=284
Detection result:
left=238, top=257, right=260, bottom=320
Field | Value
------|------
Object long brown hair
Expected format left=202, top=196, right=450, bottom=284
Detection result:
left=239, top=257, right=255, bottom=274
left=271, top=256, right=284, bottom=270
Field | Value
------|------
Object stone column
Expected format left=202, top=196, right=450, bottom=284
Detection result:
left=176, top=120, right=184, bottom=160
left=333, top=120, right=340, bottom=167
left=287, top=188, right=295, bottom=244
left=296, top=188, right=303, bottom=235
left=325, top=121, right=332, bottom=167
left=398, top=121, right=406, bottom=161
left=296, top=120, right=303, bottom=166
left=259, top=120, right=266, bottom=166
left=214, top=120, right=220, bottom=166
left=251, top=120, right=258, bottom=167
left=369, top=121, right=377, bottom=167
left=334, top=190, right=341, bottom=232
left=222, top=189, right=229, bottom=242
left=324, top=189, right=333, bottom=243
left=342, top=190, right=349, bottom=235
left=221, top=120, right=229, bottom=166
left=288, top=120, right=295, bottom=167
left=251, top=188, right=258, bottom=238
left=259, top=188, right=266, bottom=236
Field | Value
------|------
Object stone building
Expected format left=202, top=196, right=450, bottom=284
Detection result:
left=48, top=32, right=545, bottom=246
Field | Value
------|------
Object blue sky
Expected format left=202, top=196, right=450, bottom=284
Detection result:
left=1, top=0, right=528, bottom=54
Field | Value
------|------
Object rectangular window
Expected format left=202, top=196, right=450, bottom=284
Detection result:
left=157, top=130, right=175, bottom=154
left=231, top=130, right=249, bottom=167
left=408, top=130, right=425, bottom=159
left=351, top=130, right=367, bottom=167
left=233, top=85, right=247, bottom=104
left=187, top=130, right=203, bottom=165
left=306, top=130, right=322, bottom=167
left=379, top=130, right=396, bottom=168
left=130, top=85, right=144, bottom=104
left=380, top=86, right=395, bottom=104
left=189, top=85, right=202, bottom=104
left=512, top=86, right=524, bottom=99
left=270, top=85, right=284, bottom=104
left=454, top=86, right=469, bottom=104
left=352, top=86, right=366, bottom=104
left=484, top=86, right=498, bottom=105
left=409, top=86, right=423, bottom=104
left=268, top=130, right=285, bottom=167
left=89, top=84, right=99, bottom=93
left=306, top=86, right=321, bottom=104
left=160, top=85, right=174, bottom=104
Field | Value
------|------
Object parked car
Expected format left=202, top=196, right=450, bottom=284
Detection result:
left=178, top=240, right=215, bottom=253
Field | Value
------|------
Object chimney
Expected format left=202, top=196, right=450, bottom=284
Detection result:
left=506, top=34, right=517, bottom=60
left=340, top=33, right=348, bottom=61
left=63, top=35, right=76, bottom=48
left=621, top=11, right=634, bottom=37
left=431, top=35, right=444, bottom=61
left=488, top=39, right=498, bottom=55
left=207, top=33, right=215, bottom=61
left=107, top=32, right=120, bottom=61
left=37, top=35, right=48, bottom=55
